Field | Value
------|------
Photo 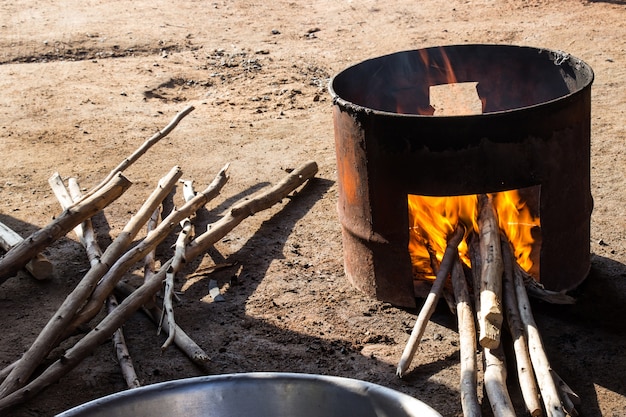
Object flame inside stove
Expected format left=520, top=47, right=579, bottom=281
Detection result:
left=408, top=190, right=540, bottom=280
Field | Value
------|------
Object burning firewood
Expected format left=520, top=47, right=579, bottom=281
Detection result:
left=403, top=190, right=578, bottom=416
left=397, top=224, right=465, bottom=378
left=477, top=194, right=504, bottom=350
left=0, top=221, right=53, bottom=280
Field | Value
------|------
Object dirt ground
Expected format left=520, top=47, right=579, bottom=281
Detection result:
left=1, top=0, right=625, bottom=416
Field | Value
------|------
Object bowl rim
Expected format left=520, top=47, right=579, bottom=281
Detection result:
left=55, top=372, right=442, bottom=417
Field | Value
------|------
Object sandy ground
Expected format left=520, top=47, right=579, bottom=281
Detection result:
left=1, top=0, right=625, bottom=416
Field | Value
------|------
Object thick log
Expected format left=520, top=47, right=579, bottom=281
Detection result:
left=451, top=255, right=481, bottom=417
left=0, top=160, right=318, bottom=413
left=501, top=238, right=542, bottom=416
left=477, top=194, right=504, bottom=349
left=0, top=172, right=131, bottom=286
left=0, top=221, right=53, bottom=280
left=397, top=224, right=466, bottom=378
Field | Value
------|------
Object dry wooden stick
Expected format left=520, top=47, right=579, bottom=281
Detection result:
left=483, top=345, right=516, bottom=417
left=426, top=242, right=456, bottom=315
left=0, top=169, right=172, bottom=400
left=0, top=221, right=53, bottom=280
left=0, top=160, right=318, bottom=413
left=159, top=179, right=197, bottom=351
left=450, top=255, right=481, bottom=417
left=49, top=173, right=101, bottom=266
left=550, top=370, right=580, bottom=416
left=68, top=178, right=103, bottom=266
left=186, top=161, right=318, bottom=260
left=144, top=207, right=161, bottom=281
left=48, top=172, right=75, bottom=209
left=143, top=206, right=161, bottom=310
left=115, top=282, right=211, bottom=368
left=67, top=164, right=230, bottom=336
left=501, top=238, right=542, bottom=417
left=106, top=295, right=141, bottom=389
left=397, top=224, right=466, bottom=378
left=468, top=232, right=482, bottom=319
left=0, top=363, right=15, bottom=385
left=477, top=194, right=504, bottom=349
left=513, top=254, right=566, bottom=417
left=0, top=172, right=131, bottom=286
left=87, top=105, right=195, bottom=198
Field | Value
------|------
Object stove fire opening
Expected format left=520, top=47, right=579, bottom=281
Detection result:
left=408, top=187, right=541, bottom=289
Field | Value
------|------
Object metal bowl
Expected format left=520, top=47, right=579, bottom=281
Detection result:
left=56, top=372, right=442, bottom=417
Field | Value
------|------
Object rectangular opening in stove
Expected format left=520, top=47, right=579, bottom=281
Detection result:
left=407, top=186, right=542, bottom=288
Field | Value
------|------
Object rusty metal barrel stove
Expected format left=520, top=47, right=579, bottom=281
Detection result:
left=329, top=44, right=594, bottom=307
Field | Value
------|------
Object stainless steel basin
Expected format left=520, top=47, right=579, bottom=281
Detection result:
left=56, top=372, right=442, bottom=417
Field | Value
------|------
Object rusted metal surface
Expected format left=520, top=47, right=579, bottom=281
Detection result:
left=330, top=45, right=594, bottom=307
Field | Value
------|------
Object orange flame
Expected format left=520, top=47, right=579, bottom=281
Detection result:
left=408, top=191, right=540, bottom=279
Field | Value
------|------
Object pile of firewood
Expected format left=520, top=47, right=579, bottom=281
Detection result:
left=397, top=194, right=579, bottom=417
left=0, top=105, right=318, bottom=412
